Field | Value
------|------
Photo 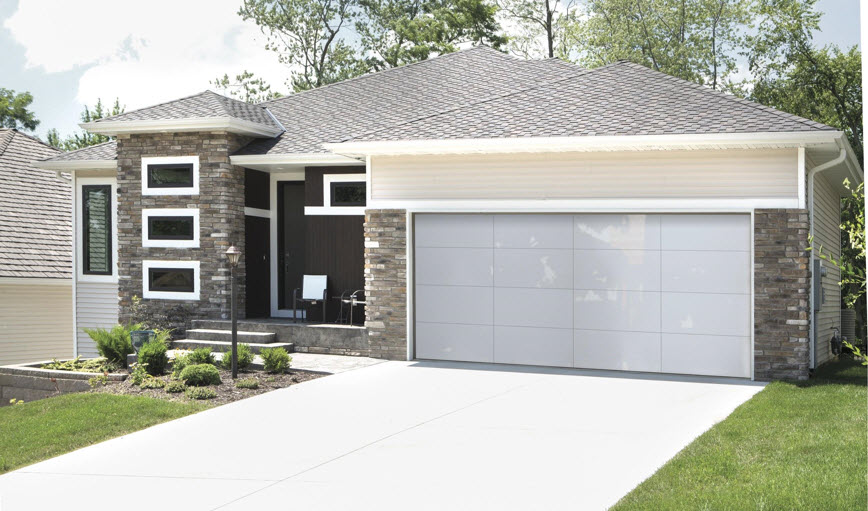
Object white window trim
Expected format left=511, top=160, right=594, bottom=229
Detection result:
left=141, top=156, right=199, bottom=196
left=305, top=173, right=366, bottom=216
left=142, top=260, right=200, bottom=300
left=142, top=208, right=200, bottom=248
left=76, top=176, right=118, bottom=283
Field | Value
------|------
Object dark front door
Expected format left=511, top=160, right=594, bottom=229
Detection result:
left=278, top=181, right=306, bottom=309
left=244, top=215, right=270, bottom=318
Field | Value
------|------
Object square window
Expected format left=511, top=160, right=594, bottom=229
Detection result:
left=147, top=164, right=194, bottom=189
left=147, top=216, right=194, bottom=240
left=330, top=181, right=366, bottom=206
left=142, top=260, right=200, bottom=300
left=148, top=268, right=195, bottom=293
left=142, top=209, right=200, bottom=248
left=141, top=156, right=199, bottom=196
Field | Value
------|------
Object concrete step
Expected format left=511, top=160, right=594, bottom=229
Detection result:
left=185, top=329, right=276, bottom=344
left=173, top=339, right=294, bottom=354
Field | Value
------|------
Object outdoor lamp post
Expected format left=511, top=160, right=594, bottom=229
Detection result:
left=225, top=244, right=241, bottom=379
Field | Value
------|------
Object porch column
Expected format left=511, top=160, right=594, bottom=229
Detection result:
left=364, top=209, right=407, bottom=360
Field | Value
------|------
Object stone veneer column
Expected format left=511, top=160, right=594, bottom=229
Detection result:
left=364, top=209, right=407, bottom=360
left=754, top=209, right=811, bottom=380
left=116, top=132, right=251, bottom=335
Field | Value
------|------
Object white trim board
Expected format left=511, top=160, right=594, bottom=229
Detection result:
left=142, top=260, right=200, bottom=301
left=141, top=156, right=199, bottom=196
left=142, top=208, right=200, bottom=248
left=82, top=117, right=283, bottom=138
left=373, top=198, right=800, bottom=212
left=244, top=207, right=271, bottom=218
left=270, top=172, right=304, bottom=318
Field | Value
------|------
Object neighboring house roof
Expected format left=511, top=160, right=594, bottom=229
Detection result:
left=0, top=129, right=71, bottom=279
left=46, top=140, right=117, bottom=162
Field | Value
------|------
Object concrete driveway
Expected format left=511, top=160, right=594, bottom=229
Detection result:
left=0, top=361, right=764, bottom=510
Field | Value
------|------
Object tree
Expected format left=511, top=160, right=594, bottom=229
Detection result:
left=496, top=0, right=580, bottom=59
left=46, top=99, right=124, bottom=151
left=575, top=0, right=751, bottom=90
left=239, top=0, right=365, bottom=92
left=0, top=88, right=39, bottom=131
left=212, top=70, right=283, bottom=103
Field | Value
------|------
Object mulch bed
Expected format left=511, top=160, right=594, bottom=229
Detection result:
left=90, top=368, right=324, bottom=406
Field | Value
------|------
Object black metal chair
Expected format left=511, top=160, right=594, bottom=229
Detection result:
left=337, top=289, right=365, bottom=325
left=292, top=275, right=327, bottom=323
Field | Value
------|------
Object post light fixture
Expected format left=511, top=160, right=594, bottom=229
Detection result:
left=225, top=245, right=241, bottom=267
left=225, top=244, right=242, bottom=378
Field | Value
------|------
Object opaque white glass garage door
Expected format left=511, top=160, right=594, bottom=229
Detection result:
left=413, top=214, right=751, bottom=378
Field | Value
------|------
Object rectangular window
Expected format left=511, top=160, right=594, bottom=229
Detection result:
left=141, top=156, right=199, bottom=196
left=147, top=163, right=194, bottom=188
left=148, top=268, right=195, bottom=293
left=147, top=216, right=194, bottom=240
left=330, top=181, right=366, bottom=207
left=82, top=185, right=112, bottom=275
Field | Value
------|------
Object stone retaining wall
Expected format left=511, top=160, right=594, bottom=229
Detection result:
left=0, top=361, right=127, bottom=405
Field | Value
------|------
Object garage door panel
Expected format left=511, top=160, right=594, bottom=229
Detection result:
left=416, top=285, right=493, bottom=325
left=416, top=322, right=493, bottom=362
left=661, top=215, right=750, bottom=252
left=494, top=288, right=573, bottom=329
left=662, top=333, right=750, bottom=378
left=494, top=249, right=573, bottom=289
left=574, top=214, right=661, bottom=250
left=494, top=326, right=572, bottom=367
left=662, top=251, right=750, bottom=294
left=573, top=249, right=661, bottom=292
left=662, top=293, right=750, bottom=337
left=493, top=214, right=573, bottom=249
left=415, top=214, right=493, bottom=248
left=574, top=330, right=661, bottom=372
left=416, top=247, right=493, bottom=287
left=574, top=290, right=661, bottom=332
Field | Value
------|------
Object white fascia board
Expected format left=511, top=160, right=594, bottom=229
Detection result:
left=33, top=159, right=117, bottom=171
left=324, top=131, right=848, bottom=157
left=81, top=117, right=283, bottom=138
left=230, top=153, right=362, bottom=166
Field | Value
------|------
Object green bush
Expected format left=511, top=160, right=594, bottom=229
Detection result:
left=188, top=347, right=216, bottom=366
left=42, top=356, right=118, bottom=373
left=185, top=387, right=217, bottom=400
left=164, top=380, right=186, bottom=393
left=138, top=341, right=168, bottom=376
left=129, top=364, right=148, bottom=386
left=235, top=378, right=259, bottom=389
left=84, top=323, right=144, bottom=366
left=140, top=377, right=166, bottom=389
left=171, top=353, right=190, bottom=378
left=221, top=344, right=254, bottom=371
left=261, top=347, right=291, bottom=374
left=179, top=364, right=221, bottom=386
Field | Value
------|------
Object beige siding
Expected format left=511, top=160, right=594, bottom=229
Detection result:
left=370, top=149, right=799, bottom=201
left=0, top=282, right=73, bottom=365
left=76, top=280, right=118, bottom=358
left=813, top=173, right=843, bottom=366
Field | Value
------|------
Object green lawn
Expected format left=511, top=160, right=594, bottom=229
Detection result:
left=0, top=393, right=203, bottom=474
left=612, top=358, right=867, bottom=511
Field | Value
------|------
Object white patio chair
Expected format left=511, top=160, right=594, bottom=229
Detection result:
left=293, top=275, right=328, bottom=323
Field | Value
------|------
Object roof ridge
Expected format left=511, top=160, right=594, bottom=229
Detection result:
left=258, top=45, right=516, bottom=106
left=0, top=128, right=59, bottom=158
left=0, top=130, right=14, bottom=157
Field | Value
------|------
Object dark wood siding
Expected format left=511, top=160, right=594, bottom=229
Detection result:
left=305, top=166, right=365, bottom=207
left=245, top=169, right=270, bottom=210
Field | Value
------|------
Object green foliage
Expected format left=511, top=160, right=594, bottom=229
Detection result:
left=235, top=378, right=260, bottom=389
left=45, top=99, right=123, bottom=151
left=164, top=380, right=187, bottom=393
left=8, top=399, right=24, bottom=406
left=88, top=375, right=109, bottom=388
left=188, top=347, right=217, bottom=366
left=41, top=356, right=118, bottom=374
left=172, top=353, right=191, bottom=378
left=842, top=341, right=867, bottom=367
left=497, top=0, right=580, bottom=59
left=179, top=364, right=222, bottom=386
left=140, top=377, right=166, bottom=389
left=185, top=387, right=218, bottom=400
left=84, top=323, right=143, bottom=367
left=129, top=364, right=149, bottom=386
left=138, top=341, right=168, bottom=376
left=0, top=88, right=39, bottom=131
left=260, top=347, right=291, bottom=374
left=212, top=70, right=282, bottom=103
left=221, top=344, right=254, bottom=371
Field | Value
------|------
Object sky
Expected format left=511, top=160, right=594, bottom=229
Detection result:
left=0, top=0, right=862, bottom=141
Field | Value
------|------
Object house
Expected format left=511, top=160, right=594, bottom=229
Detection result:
left=0, top=129, right=73, bottom=365
left=35, top=46, right=862, bottom=380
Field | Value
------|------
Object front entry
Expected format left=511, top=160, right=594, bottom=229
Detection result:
left=245, top=215, right=270, bottom=318
left=277, top=181, right=306, bottom=310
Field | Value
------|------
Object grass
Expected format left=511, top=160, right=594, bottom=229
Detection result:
left=0, top=393, right=203, bottom=474
left=612, top=357, right=867, bottom=511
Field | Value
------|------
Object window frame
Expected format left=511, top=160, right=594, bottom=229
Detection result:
left=81, top=184, right=113, bottom=276
left=329, top=180, right=366, bottom=207
left=76, top=177, right=118, bottom=283
left=142, top=260, right=200, bottom=300
left=142, top=208, right=200, bottom=248
left=305, top=173, right=366, bottom=216
left=141, top=156, right=199, bottom=196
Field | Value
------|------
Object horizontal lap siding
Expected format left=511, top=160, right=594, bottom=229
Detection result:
left=76, top=281, right=118, bottom=358
left=813, top=173, right=842, bottom=366
left=370, top=149, right=798, bottom=200
left=0, top=283, right=73, bottom=365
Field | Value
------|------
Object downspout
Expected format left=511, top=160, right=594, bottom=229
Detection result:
left=806, top=147, right=847, bottom=369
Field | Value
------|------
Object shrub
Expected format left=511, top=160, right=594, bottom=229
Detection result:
left=129, top=364, right=148, bottom=386
left=235, top=378, right=259, bottom=389
left=221, top=344, right=254, bottom=371
left=179, top=364, right=221, bottom=386
left=42, top=356, right=118, bottom=373
left=138, top=341, right=168, bottom=376
left=261, top=347, right=291, bottom=374
left=84, top=323, right=143, bottom=366
left=165, top=380, right=186, bottom=393
left=185, top=387, right=217, bottom=400
left=172, top=353, right=191, bottom=378
left=140, top=377, right=166, bottom=389
left=188, top=347, right=216, bottom=366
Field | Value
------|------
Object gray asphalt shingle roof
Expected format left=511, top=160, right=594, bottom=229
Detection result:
left=0, top=129, right=71, bottom=279
left=47, top=140, right=117, bottom=162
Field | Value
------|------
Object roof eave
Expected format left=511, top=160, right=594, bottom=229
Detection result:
left=81, top=117, right=283, bottom=138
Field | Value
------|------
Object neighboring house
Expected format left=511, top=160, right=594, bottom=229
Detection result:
left=35, top=46, right=862, bottom=380
left=0, top=129, right=73, bottom=365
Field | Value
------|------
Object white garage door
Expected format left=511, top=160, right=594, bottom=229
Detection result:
left=413, top=214, right=751, bottom=378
